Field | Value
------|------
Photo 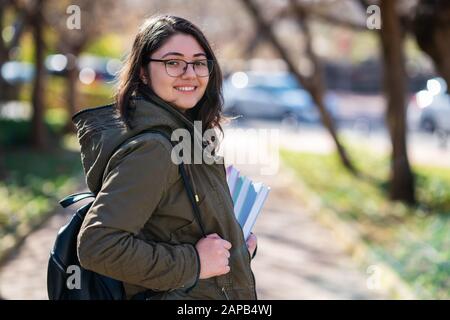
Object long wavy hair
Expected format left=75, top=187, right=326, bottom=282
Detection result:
left=114, top=15, right=225, bottom=133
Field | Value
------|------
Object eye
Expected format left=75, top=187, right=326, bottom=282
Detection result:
left=194, top=60, right=208, bottom=67
left=166, top=60, right=180, bottom=66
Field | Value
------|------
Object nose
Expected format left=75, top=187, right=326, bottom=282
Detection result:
left=181, top=63, right=197, bottom=79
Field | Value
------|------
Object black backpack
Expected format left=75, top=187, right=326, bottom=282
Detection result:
left=47, top=129, right=206, bottom=300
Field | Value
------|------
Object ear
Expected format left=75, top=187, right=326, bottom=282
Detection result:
left=139, top=66, right=147, bottom=79
left=139, top=66, right=149, bottom=84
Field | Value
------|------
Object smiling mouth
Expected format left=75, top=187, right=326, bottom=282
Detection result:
left=174, top=86, right=197, bottom=93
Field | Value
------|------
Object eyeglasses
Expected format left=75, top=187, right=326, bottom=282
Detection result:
left=148, top=58, right=214, bottom=77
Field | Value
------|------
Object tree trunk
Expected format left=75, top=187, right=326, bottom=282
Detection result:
left=290, top=0, right=357, bottom=174
left=240, top=0, right=357, bottom=174
left=63, top=54, right=79, bottom=133
left=0, top=3, right=14, bottom=102
left=414, top=0, right=450, bottom=87
left=30, top=0, right=47, bottom=149
left=0, top=3, right=27, bottom=102
left=0, top=131, right=5, bottom=178
left=379, top=0, right=415, bottom=204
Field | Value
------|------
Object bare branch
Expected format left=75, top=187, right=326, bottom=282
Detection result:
left=290, top=0, right=369, bottom=31
left=240, top=0, right=358, bottom=174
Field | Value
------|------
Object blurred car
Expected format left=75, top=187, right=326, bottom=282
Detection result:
left=77, top=55, right=121, bottom=82
left=419, top=93, right=450, bottom=133
left=1, top=61, right=34, bottom=84
left=45, top=54, right=122, bottom=83
left=408, top=77, right=450, bottom=133
left=1, top=54, right=121, bottom=86
left=223, top=71, right=339, bottom=123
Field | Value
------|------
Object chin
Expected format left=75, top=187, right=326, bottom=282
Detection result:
left=175, top=101, right=199, bottom=111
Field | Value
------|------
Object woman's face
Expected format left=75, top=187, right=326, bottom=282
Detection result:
left=143, top=33, right=210, bottom=113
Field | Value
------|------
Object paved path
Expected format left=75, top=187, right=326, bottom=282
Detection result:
left=0, top=203, right=74, bottom=299
left=238, top=163, right=383, bottom=299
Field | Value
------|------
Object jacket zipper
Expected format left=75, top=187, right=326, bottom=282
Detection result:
left=250, top=268, right=258, bottom=300
left=234, top=213, right=258, bottom=300
left=221, top=287, right=230, bottom=300
left=245, top=247, right=258, bottom=300
left=242, top=222, right=258, bottom=299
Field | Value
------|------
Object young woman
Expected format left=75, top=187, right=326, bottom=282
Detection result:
left=73, top=15, right=258, bottom=300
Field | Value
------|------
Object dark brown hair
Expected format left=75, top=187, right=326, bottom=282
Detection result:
left=114, top=15, right=225, bottom=133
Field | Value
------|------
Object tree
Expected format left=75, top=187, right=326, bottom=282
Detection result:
left=240, top=0, right=357, bottom=174
left=378, top=0, right=415, bottom=203
left=290, top=0, right=418, bottom=203
left=310, top=0, right=416, bottom=203
left=1, top=0, right=50, bottom=149
left=45, top=0, right=118, bottom=133
left=413, top=0, right=450, bottom=87
left=308, top=0, right=417, bottom=203
left=28, top=0, right=47, bottom=149
left=0, top=0, right=27, bottom=102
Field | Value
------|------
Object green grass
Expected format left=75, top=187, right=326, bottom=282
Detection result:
left=281, top=148, right=450, bottom=299
left=0, top=136, right=83, bottom=259
left=0, top=111, right=66, bottom=147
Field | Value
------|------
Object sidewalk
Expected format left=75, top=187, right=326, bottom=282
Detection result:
left=0, top=203, right=74, bottom=299
left=238, top=163, right=385, bottom=299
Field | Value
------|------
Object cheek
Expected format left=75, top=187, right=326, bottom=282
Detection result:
left=150, top=72, right=175, bottom=99
left=198, top=78, right=209, bottom=95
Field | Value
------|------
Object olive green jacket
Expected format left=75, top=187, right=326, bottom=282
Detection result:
left=73, top=95, right=257, bottom=300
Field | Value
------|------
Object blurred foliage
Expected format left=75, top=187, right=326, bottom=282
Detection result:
left=84, top=33, right=124, bottom=58
left=13, top=28, right=57, bottom=63
left=281, top=148, right=450, bottom=299
left=79, top=81, right=115, bottom=107
left=18, top=76, right=114, bottom=111
left=0, top=137, right=83, bottom=258
left=0, top=111, right=65, bottom=147
left=1, top=75, right=113, bottom=148
left=0, top=61, right=111, bottom=259
left=15, top=31, right=123, bottom=63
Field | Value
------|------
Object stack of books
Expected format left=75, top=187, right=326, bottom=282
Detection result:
left=226, top=165, right=270, bottom=240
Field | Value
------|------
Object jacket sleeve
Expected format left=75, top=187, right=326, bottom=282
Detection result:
left=77, top=135, right=200, bottom=291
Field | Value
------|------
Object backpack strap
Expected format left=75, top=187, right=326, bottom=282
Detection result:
left=59, top=192, right=95, bottom=208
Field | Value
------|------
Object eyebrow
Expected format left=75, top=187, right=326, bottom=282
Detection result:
left=160, top=52, right=207, bottom=59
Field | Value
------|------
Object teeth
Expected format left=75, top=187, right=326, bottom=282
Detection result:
left=175, top=86, right=196, bottom=92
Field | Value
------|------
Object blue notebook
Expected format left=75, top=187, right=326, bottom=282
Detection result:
left=226, top=165, right=270, bottom=240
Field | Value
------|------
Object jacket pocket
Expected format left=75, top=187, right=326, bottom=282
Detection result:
left=169, top=218, right=197, bottom=244
left=168, top=194, right=209, bottom=244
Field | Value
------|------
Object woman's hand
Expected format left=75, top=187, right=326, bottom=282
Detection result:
left=195, top=233, right=232, bottom=279
left=246, top=233, right=257, bottom=258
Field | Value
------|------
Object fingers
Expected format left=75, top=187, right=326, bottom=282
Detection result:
left=207, top=233, right=232, bottom=250
left=221, top=257, right=229, bottom=266
left=218, top=244, right=231, bottom=259
left=246, top=233, right=257, bottom=246
left=222, top=240, right=232, bottom=250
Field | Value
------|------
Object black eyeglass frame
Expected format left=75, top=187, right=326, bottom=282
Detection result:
left=147, top=58, right=214, bottom=77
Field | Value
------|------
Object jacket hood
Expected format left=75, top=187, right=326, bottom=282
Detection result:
left=72, top=91, right=200, bottom=194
